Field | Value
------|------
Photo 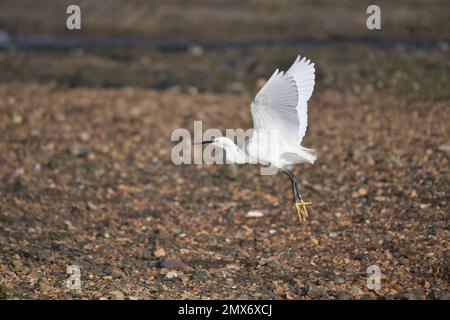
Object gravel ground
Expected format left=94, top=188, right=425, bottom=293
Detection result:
left=0, top=76, right=448, bottom=299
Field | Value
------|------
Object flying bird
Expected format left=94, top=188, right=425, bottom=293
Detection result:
left=197, top=55, right=316, bottom=222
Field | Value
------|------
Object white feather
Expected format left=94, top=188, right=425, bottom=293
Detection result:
left=249, top=55, right=316, bottom=165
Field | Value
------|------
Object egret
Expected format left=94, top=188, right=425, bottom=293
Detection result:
left=197, top=55, right=317, bottom=222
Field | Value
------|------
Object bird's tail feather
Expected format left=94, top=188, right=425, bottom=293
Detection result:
left=298, top=146, right=317, bottom=164
left=281, top=146, right=317, bottom=165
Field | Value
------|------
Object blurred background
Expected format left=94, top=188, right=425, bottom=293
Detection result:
left=0, top=0, right=448, bottom=96
left=0, top=1, right=449, bottom=300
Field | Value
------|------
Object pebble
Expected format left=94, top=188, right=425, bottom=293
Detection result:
left=399, top=248, right=417, bottom=259
left=191, top=269, right=210, bottom=281
left=225, top=263, right=241, bottom=271
left=334, top=291, right=351, bottom=299
left=259, top=258, right=280, bottom=270
left=79, top=132, right=90, bottom=142
left=157, top=259, right=185, bottom=269
left=11, top=258, right=23, bottom=269
left=439, top=292, right=450, bottom=300
left=109, top=290, right=125, bottom=300
left=350, top=288, right=364, bottom=298
left=334, top=277, right=345, bottom=285
left=401, top=289, right=421, bottom=300
left=266, top=260, right=280, bottom=270
left=86, top=202, right=98, bottom=210
left=430, top=290, right=441, bottom=299
left=437, top=144, right=450, bottom=153
left=70, top=143, right=89, bottom=157
left=111, top=268, right=126, bottom=279
left=154, top=248, right=166, bottom=258
left=220, top=164, right=238, bottom=180
left=352, top=187, right=368, bottom=198
left=246, top=210, right=264, bottom=218
left=307, top=286, right=327, bottom=299
left=164, top=271, right=179, bottom=281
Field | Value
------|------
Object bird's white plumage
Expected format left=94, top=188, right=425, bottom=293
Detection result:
left=210, top=55, right=317, bottom=168
left=251, top=55, right=315, bottom=147
left=248, top=55, right=316, bottom=166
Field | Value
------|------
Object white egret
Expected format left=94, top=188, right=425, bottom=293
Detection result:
left=197, top=55, right=317, bottom=222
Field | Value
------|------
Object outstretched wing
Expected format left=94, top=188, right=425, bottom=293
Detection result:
left=250, top=55, right=315, bottom=147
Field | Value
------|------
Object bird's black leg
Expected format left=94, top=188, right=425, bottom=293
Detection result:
left=282, top=168, right=311, bottom=222
left=282, top=168, right=300, bottom=202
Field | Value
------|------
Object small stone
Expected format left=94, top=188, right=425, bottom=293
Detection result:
left=228, top=82, right=246, bottom=93
left=266, top=260, right=280, bottom=270
left=220, top=164, right=238, bottom=180
left=350, top=288, right=364, bottom=298
left=437, top=144, right=450, bottom=153
left=440, top=250, right=450, bottom=281
left=0, top=285, right=13, bottom=299
left=64, top=220, right=76, bottom=231
left=334, top=277, right=345, bottom=285
left=86, top=202, right=98, bottom=210
left=358, top=187, right=368, bottom=196
left=148, top=285, right=159, bottom=293
left=335, top=291, right=351, bottom=299
left=109, top=291, right=125, bottom=300
left=399, top=248, right=417, bottom=259
left=307, top=286, right=327, bottom=299
left=260, top=258, right=280, bottom=270
left=164, top=271, right=179, bottom=280
left=12, top=114, right=23, bottom=124
left=430, top=290, right=441, bottom=300
left=154, top=248, right=166, bottom=258
left=401, top=290, right=421, bottom=300
left=294, top=286, right=308, bottom=296
left=157, top=259, right=185, bottom=269
left=70, top=143, right=89, bottom=157
left=191, top=269, right=210, bottom=281
left=189, top=45, right=204, bottom=56
left=11, top=258, right=23, bottom=269
left=79, top=132, right=90, bottom=142
left=111, top=268, right=125, bottom=279
left=225, top=263, right=241, bottom=271
left=247, top=210, right=264, bottom=218
left=439, top=292, right=450, bottom=300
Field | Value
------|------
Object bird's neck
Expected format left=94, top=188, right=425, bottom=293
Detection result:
left=222, top=139, right=248, bottom=164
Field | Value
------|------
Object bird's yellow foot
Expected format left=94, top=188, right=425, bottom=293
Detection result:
left=294, top=199, right=312, bottom=222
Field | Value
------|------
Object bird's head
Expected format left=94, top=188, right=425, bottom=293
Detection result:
left=194, top=136, right=230, bottom=148
left=194, top=137, right=247, bottom=164
left=194, top=136, right=239, bottom=155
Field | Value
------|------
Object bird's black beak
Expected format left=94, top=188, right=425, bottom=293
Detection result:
left=194, top=139, right=214, bottom=145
